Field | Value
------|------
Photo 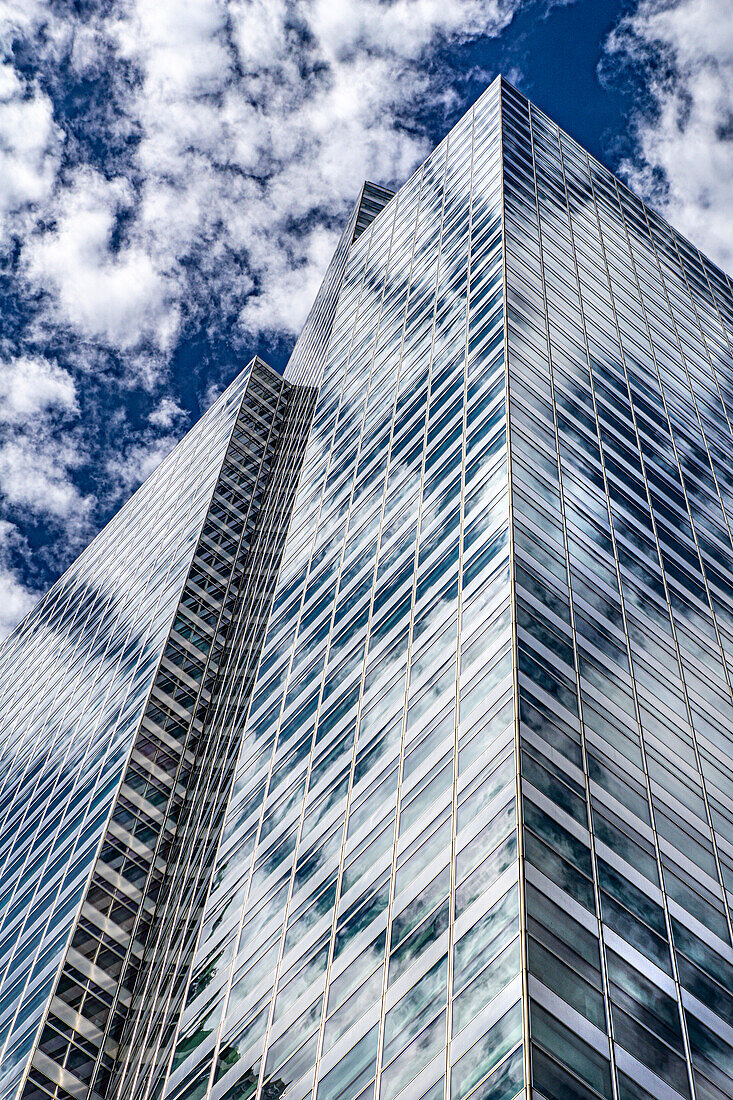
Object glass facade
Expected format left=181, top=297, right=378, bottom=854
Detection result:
left=502, top=79, right=733, bottom=1100
left=2, top=76, right=733, bottom=1100
left=0, top=368, right=250, bottom=1100
left=23, top=358, right=307, bottom=1100
left=166, top=80, right=514, bottom=1100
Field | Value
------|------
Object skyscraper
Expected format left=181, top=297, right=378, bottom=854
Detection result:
left=2, top=75, right=733, bottom=1100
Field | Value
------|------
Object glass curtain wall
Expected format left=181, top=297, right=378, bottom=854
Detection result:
left=5, top=71, right=733, bottom=1100
left=502, top=79, right=733, bottom=1100
left=166, top=78, right=523, bottom=1100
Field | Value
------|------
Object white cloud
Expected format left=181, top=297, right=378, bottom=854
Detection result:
left=23, top=168, right=179, bottom=353
left=0, top=63, right=61, bottom=241
left=308, top=0, right=513, bottom=60
left=0, top=521, right=38, bottom=640
left=0, top=436, right=90, bottom=524
left=0, top=355, right=90, bottom=532
left=0, top=563, right=37, bottom=638
left=0, top=0, right=62, bottom=238
left=107, top=435, right=178, bottom=495
left=0, top=355, right=77, bottom=422
left=149, top=396, right=186, bottom=430
left=607, top=0, right=733, bottom=273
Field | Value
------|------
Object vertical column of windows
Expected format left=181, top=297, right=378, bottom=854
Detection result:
left=375, top=123, right=457, bottom=1100
left=511, top=86, right=733, bottom=1100
left=596, top=180, right=733, bottom=945
left=110, top=365, right=310, bottom=1100
left=559, top=133, right=717, bottom=1095
left=534, top=110, right=676, bottom=1100
left=310, top=160, right=437, bottom=1100
left=567, top=148, right=710, bottom=1098
left=316, top=113, right=452, bottom=1100
left=630, top=201, right=733, bottom=925
left=502, top=83, right=617, bottom=1100
left=252, top=200, right=402, bottom=1100
left=448, top=84, right=523, bottom=1100
left=128, top=363, right=297, bottom=1100
left=306, top=174, right=426, bottom=1100
left=546, top=107, right=695, bottom=1100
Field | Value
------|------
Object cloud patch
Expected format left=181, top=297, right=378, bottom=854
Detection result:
left=0, top=355, right=89, bottom=637
left=0, top=355, right=89, bottom=526
left=0, top=355, right=77, bottom=423
left=23, top=169, right=179, bottom=355
left=0, top=521, right=38, bottom=639
left=606, top=0, right=733, bottom=274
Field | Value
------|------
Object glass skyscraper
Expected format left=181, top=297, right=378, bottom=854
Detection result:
left=2, top=76, right=733, bottom=1100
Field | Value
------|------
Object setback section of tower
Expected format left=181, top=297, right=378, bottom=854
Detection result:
left=22, top=360, right=309, bottom=1100
left=0, top=368, right=252, bottom=1100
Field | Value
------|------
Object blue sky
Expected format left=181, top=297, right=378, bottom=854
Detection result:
left=0, top=0, right=731, bottom=636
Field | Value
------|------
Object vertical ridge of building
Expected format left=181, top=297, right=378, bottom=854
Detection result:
left=502, top=75, right=733, bottom=1100
left=497, top=75, right=533, bottom=1100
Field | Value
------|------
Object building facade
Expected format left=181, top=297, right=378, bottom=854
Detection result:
left=1, top=77, right=733, bottom=1100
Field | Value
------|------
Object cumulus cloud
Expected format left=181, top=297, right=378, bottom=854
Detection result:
left=0, top=437, right=89, bottom=522
left=100, top=393, right=191, bottom=495
left=0, top=355, right=88, bottom=637
left=149, top=396, right=187, bottom=430
left=0, top=521, right=38, bottom=640
left=606, top=0, right=733, bottom=273
left=0, top=355, right=77, bottom=423
left=23, top=169, right=179, bottom=354
left=0, top=66, right=61, bottom=236
left=0, top=354, right=90, bottom=529
left=0, top=1, right=62, bottom=244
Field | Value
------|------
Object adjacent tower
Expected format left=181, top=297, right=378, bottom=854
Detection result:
left=1, top=78, right=733, bottom=1100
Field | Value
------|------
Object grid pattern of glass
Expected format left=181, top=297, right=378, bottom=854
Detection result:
left=284, top=184, right=394, bottom=390
left=106, top=363, right=318, bottom=1100
left=166, top=78, right=525, bottom=1100
left=352, top=185, right=396, bottom=245
left=0, top=372, right=252, bottom=1100
left=501, top=80, right=733, bottom=1100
